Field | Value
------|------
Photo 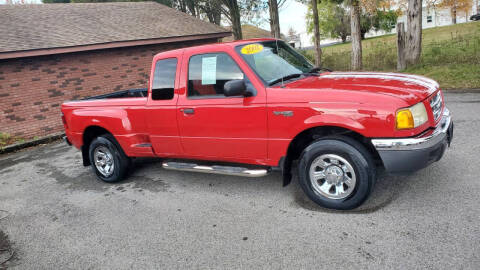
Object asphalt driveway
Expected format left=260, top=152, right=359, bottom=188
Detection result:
left=0, top=92, right=479, bottom=269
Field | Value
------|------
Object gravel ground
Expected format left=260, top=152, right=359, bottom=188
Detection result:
left=0, top=92, right=479, bottom=269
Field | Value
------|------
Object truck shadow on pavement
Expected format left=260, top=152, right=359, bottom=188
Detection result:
left=37, top=159, right=171, bottom=194
left=1, top=142, right=423, bottom=214
left=291, top=172, right=400, bottom=214
left=129, top=157, right=418, bottom=214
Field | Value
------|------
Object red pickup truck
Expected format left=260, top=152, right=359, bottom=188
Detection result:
left=62, top=39, right=453, bottom=209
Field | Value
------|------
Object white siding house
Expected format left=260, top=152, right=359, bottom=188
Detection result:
left=396, top=2, right=478, bottom=28
left=365, top=0, right=479, bottom=38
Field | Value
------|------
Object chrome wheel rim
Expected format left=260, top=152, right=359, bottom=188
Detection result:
left=94, top=146, right=114, bottom=177
left=309, top=154, right=356, bottom=200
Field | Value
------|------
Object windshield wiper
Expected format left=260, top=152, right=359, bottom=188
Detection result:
left=268, top=73, right=302, bottom=86
left=308, top=66, right=332, bottom=73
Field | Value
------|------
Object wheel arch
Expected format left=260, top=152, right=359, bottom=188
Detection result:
left=281, top=125, right=381, bottom=186
left=81, top=125, right=114, bottom=166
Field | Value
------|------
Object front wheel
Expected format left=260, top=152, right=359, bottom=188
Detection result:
left=297, top=136, right=376, bottom=210
left=89, top=134, right=131, bottom=183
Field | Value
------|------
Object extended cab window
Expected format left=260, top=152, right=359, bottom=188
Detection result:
left=152, top=58, right=177, bottom=100
left=188, top=53, right=244, bottom=98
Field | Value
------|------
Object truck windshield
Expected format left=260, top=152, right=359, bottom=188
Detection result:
left=235, top=40, right=314, bottom=86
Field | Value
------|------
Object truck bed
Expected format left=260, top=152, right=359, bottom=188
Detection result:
left=63, top=88, right=148, bottom=108
left=83, top=88, right=148, bottom=100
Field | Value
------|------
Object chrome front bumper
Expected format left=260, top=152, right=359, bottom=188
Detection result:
left=371, top=108, right=453, bottom=173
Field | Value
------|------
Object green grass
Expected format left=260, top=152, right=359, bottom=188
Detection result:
left=302, top=21, right=480, bottom=89
left=0, top=132, right=25, bottom=148
left=0, top=133, right=13, bottom=147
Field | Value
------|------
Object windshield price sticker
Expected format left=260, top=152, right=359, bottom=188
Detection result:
left=241, top=44, right=264, bottom=55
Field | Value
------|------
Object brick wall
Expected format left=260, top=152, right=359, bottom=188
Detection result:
left=0, top=38, right=217, bottom=139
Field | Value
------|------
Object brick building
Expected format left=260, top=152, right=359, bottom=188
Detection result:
left=0, top=2, right=230, bottom=139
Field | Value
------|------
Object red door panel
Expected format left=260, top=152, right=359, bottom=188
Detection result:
left=177, top=100, right=267, bottom=160
left=176, top=46, right=268, bottom=164
left=146, top=52, right=183, bottom=157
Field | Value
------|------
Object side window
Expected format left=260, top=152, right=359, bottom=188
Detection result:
left=152, top=58, right=177, bottom=100
left=188, top=53, right=244, bottom=98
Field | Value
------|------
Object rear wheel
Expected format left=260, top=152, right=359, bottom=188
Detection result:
left=89, top=134, right=131, bottom=183
left=297, top=136, right=376, bottom=210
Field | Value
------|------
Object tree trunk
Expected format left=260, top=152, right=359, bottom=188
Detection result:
left=221, top=0, right=243, bottom=40
left=206, top=8, right=221, bottom=25
left=351, top=0, right=362, bottom=70
left=268, top=0, right=281, bottom=39
left=452, top=6, right=457, bottom=24
left=230, top=0, right=243, bottom=40
left=186, top=0, right=197, bottom=17
left=311, top=0, right=322, bottom=66
left=213, top=12, right=221, bottom=25
left=205, top=1, right=222, bottom=25
left=406, top=0, right=422, bottom=66
left=397, top=22, right=407, bottom=71
left=178, top=0, right=187, bottom=13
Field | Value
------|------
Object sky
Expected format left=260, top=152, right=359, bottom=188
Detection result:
left=275, top=0, right=312, bottom=47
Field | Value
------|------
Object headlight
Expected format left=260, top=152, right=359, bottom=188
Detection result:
left=396, top=102, right=428, bottom=129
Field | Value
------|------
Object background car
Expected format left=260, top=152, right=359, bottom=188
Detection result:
left=470, top=13, right=480, bottom=21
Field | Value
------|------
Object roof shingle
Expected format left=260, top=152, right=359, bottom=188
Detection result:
left=223, top=25, right=274, bottom=42
left=0, top=2, right=230, bottom=53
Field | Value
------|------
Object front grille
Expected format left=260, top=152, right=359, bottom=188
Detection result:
left=429, top=91, right=443, bottom=120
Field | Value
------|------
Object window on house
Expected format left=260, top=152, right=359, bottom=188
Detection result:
left=427, top=16, right=433, bottom=23
left=188, top=53, right=245, bottom=98
left=152, top=58, right=177, bottom=100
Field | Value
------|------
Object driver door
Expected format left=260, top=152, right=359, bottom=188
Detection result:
left=176, top=49, right=267, bottom=163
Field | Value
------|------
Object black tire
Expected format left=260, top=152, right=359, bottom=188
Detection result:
left=297, top=136, right=376, bottom=210
left=88, top=134, right=131, bottom=183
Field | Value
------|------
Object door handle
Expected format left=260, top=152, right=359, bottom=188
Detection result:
left=181, top=108, right=195, bottom=115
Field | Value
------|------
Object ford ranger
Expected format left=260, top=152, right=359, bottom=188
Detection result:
left=61, top=39, right=453, bottom=210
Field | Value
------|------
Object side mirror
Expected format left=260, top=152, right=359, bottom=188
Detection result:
left=151, top=88, right=174, bottom=100
left=224, top=79, right=246, bottom=97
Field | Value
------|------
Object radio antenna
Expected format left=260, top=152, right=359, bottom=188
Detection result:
left=275, top=38, right=284, bottom=87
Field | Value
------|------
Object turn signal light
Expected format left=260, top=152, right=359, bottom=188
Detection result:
left=396, top=109, right=414, bottom=129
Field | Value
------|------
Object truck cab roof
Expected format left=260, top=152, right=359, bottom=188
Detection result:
left=152, top=38, right=278, bottom=60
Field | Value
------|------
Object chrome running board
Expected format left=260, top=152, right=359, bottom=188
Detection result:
left=162, top=161, right=270, bottom=177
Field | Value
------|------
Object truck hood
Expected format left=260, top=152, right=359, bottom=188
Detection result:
left=285, top=72, right=439, bottom=105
